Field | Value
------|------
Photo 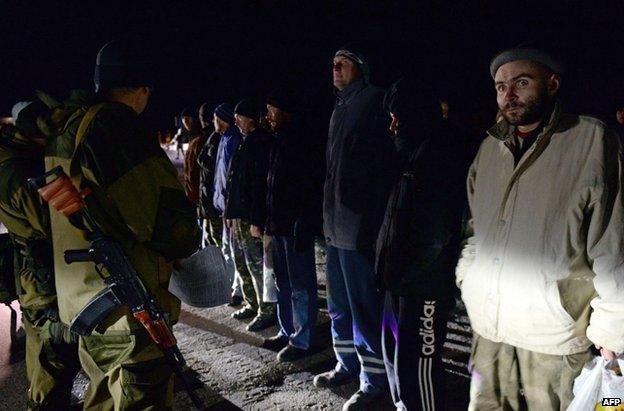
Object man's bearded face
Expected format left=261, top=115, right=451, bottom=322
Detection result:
left=495, top=60, right=554, bottom=126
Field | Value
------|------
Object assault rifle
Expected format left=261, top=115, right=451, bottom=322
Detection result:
left=29, top=166, right=203, bottom=409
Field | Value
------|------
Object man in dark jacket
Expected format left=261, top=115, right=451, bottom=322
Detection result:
left=225, top=99, right=276, bottom=331
left=313, top=47, right=396, bottom=410
left=197, top=102, right=220, bottom=247
left=261, top=90, right=323, bottom=362
left=376, top=78, right=469, bottom=411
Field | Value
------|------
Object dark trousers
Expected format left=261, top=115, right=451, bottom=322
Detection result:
left=382, top=291, right=451, bottom=411
left=272, top=235, right=318, bottom=349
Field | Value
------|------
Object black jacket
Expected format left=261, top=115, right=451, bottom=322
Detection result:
left=197, top=128, right=221, bottom=218
left=323, top=79, right=397, bottom=251
left=224, top=128, right=273, bottom=227
left=375, top=117, right=470, bottom=298
left=265, top=121, right=324, bottom=243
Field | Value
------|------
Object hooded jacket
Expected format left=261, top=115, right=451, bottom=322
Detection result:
left=456, top=103, right=624, bottom=355
left=375, top=79, right=470, bottom=297
left=224, top=127, right=274, bottom=227
left=323, top=78, right=397, bottom=251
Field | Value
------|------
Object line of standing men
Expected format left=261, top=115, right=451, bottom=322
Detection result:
left=3, top=37, right=623, bottom=411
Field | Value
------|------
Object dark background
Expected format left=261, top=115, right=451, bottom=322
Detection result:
left=1, top=0, right=623, bottom=136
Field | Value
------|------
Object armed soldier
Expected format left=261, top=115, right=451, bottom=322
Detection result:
left=44, top=40, right=200, bottom=409
left=0, top=101, right=80, bottom=410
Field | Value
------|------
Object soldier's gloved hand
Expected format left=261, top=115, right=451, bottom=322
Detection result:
left=294, top=220, right=314, bottom=252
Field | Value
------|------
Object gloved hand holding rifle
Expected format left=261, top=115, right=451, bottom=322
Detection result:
left=28, top=166, right=204, bottom=409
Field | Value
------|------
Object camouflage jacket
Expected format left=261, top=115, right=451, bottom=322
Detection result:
left=45, top=100, right=200, bottom=332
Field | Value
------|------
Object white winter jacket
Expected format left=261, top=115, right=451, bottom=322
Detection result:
left=457, top=104, right=624, bottom=355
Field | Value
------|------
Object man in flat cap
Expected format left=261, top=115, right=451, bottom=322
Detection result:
left=457, top=46, right=624, bottom=409
left=314, top=46, right=396, bottom=410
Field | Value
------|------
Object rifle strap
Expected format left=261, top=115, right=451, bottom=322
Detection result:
left=69, top=103, right=106, bottom=180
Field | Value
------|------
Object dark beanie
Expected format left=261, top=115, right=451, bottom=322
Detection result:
left=234, top=99, right=258, bottom=120
left=335, top=47, right=370, bottom=81
left=214, top=103, right=234, bottom=124
left=383, top=78, right=440, bottom=125
left=180, top=107, right=195, bottom=118
left=94, top=40, right=154, bottom=92
left=489, top=47, right=564, bottom=79
left=267, top=88, right=297, bottom=114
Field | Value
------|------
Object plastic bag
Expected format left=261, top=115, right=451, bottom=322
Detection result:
left=169, top=245, right=230, bottom=308
left=568, top=356, right=624, bottom=411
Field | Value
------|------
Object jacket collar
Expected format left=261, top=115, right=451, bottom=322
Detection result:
left=335, top=78, right=366, bottom=105
left=487, top=101, right=562, bottom=142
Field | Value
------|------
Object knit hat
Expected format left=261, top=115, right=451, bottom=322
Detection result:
left=334, top=47, right=370, bottom=81
left=266, top=88, right=297, bottom=114
left=94, top=40, right=154, bottom=92
left=490, top=47, right=564, bottom=79
left=234, top=99, right=258, bottom=120
left=214, top=103, right=234, bottom=124
left=11, top=101, right=31, bottom=122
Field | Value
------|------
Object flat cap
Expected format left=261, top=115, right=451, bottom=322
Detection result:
left=490, top=47, right=564, bottom=79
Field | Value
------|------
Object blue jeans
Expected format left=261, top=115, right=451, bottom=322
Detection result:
left=326, top=245, right=387, bottom=393
left=272, top=235, right=318, bottom=349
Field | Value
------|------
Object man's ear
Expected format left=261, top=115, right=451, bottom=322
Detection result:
left=547, top=73, right=561, bottom=97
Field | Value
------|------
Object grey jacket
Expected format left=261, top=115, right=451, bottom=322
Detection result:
left=323, top=79, right=397, bottom=251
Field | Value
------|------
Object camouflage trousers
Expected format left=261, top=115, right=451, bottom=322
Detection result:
left=202, top=216, right=223, bottom=249
left=79, top=330, right=174, bottom=411
left=468, top=333, right=592, bottom=411
left=231, top=219, right=275, bottom=317
left=23, top=310, right=81, bottom=410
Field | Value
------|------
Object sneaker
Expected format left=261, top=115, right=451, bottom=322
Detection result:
left=231, top=306, right=256, bottom=320
left=246, top=314, right=276, bottom=331
left=228, top=295, right=244, bottom=307
left=313, top=369, right=354, bottom=388
left=342, top=390, right=384, bottom=411
left=262, top=335, right=289, bottom=350
left=277, top=345, right=309, bottom=362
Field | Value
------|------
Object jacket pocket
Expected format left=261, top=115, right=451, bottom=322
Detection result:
left=546, top=281, right=575, bottom=324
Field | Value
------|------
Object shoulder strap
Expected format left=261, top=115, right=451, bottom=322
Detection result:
left=69, top=103, right=106, bottom=179
left=75, top=103, right=106, bottom=152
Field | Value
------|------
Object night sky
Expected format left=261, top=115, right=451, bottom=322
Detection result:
left=1, top=1, right=623, bottom=134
